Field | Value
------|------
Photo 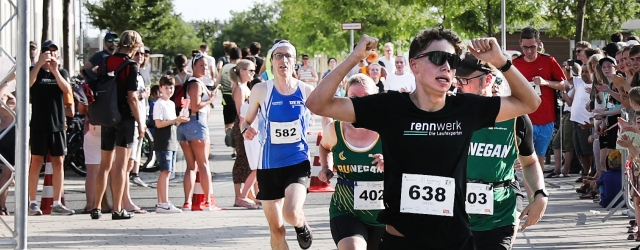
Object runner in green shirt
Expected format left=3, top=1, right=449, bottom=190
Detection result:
left=455, top=53, right=548, bottom=250
left=318, top=73, right=385, bottom=250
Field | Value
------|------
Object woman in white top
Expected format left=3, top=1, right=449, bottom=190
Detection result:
left=230, top=59, right=260, bottom=209
left=177, top=53, right=218, bottom=211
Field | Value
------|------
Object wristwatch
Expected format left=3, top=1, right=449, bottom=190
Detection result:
left=498, top=60, right=512, bottom=72
left=533, top=189, right=549, bottom=199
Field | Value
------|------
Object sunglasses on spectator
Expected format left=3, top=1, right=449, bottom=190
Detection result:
left=302, top=57, right=309, bottom=60
left=413, top=51, right=461, bottom=69
left=106, top=38, right=119, bottom=43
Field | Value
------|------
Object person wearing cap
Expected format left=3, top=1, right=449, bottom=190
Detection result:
left=513, top=27, right=567, bottom=175
left=27, top=40, right=75, bottom=216
left=307, top=25, right=541, bottom=249
left=82, top=31, right=119, bottom=74
left=454, top=53, right=547, bottom=249
left=29, top=41, right=38, bottom=66
left=138, top=46, right=151, bottom=87
left=241, top=40, right=314, bottom=249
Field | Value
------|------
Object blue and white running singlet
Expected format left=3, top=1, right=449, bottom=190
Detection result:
left=258, top=80, right=310, bottom=169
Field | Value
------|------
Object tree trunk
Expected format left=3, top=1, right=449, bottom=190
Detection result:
left=486, top=0, right=493, bottom=37
left=41, top=0, right=51, bottom=45
left=62, top=0, right=71, bottom=72
left=574, top=0, right=587, bottom=44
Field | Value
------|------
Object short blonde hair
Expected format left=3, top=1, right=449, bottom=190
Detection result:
left=346, top=73, right=378, bottom=96
left=117, top=30, right=143, bottom=52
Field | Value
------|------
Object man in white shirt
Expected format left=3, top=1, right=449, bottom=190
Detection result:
left=384, top=56, right=415, bottom=93
left=378, top=42, right=395, bottom=74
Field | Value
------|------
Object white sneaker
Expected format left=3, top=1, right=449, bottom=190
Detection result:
left=156, top=203, right=182, bottom=213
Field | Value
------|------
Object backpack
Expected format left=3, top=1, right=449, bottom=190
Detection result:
left=87, top=58, right=136, bottom=126
left=171, top=78, right=195, bottom=115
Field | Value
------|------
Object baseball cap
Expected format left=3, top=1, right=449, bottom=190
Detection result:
left=104, top=31, right=118, bottom=41
left=598, top=56, right=617, bottom=66
left=455, top=53, right=492, bottom=77
left=603, top=42, right=621, bottom=57
left=144, top=46, right=151, bottom=54
left=41, top=40, right=58, bottom=52
left=608, top=150, right=621, bottom=167
left=29, top=41, right=37, bottom=49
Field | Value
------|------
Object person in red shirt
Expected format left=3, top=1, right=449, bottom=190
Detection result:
left=513, top=27, right=567, bottom=168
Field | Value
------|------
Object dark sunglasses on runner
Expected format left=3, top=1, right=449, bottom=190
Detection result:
left=413, top=51, right=461, bottom=69
left=106, top=38, right=119, bottom=43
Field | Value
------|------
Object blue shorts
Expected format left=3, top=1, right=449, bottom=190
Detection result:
left=177, top=113, right=209, bottom=141
left=533, top=122, right=555, bottom=157
left=156, top=150, right=176, bottom=172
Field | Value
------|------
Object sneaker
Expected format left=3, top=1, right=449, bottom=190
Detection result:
left=29, top=203, right=42, bottom=216
left=52, top=204, right=75, bottom=215
left=546, top=172, right=558, bottom=178
left=112, top=209, right=134, bottom=220
left=90, top=208, right=101, bottom=219
left=131, top=176, right=148, bottom=187
left=629, top=225, right=639, bottom=234
left=156, top=203, right=182, bottom=213
left=182, top=203, right=191, bottom=211
left=201, top=201, right=213, bottom=211
left=296, top=223, right=313, bottom=249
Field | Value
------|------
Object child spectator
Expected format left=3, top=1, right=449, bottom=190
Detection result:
left=596, top=150, right=623, bottom=208
left=153, top=76, right=189, bottom=213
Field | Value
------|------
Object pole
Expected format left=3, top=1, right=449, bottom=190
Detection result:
left=78, top=0, right=83, bottom=63
left=350, top=30, right=354, bottom=53
left=16, top=0, right=29, bottom=249
left=501, top=0, right=506, bottom=53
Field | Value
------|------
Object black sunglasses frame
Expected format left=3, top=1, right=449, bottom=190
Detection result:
left=413, top=51, right=461, bottom=69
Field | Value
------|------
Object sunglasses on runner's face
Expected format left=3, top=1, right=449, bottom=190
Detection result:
left=413, top=51, right=461, bottom=69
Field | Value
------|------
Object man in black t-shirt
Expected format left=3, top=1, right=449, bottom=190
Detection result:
left=250, top=42, right=264, bottom=79
left=307, top=28, right=541, bottom=249
left=90, top=30, right=146, bottom=221
left=81, top=31, right=118, bottom=75
left=27, top=40, right=75, bottom=215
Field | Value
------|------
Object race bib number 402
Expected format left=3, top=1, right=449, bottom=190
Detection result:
left=353, top=181, right=384, bottom=210
left=400, top=174, right=455, bottom=217
left=270, top=120, right=302, bottom=144
left=465, top=183, right=493, bottom=215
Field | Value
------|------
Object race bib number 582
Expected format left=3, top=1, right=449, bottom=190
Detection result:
left=400, top=174, right=455, bottom=217
left=270, top=120, right=302, bottom=144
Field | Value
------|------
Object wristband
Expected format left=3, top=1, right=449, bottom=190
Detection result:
left=498, top=60, right=512, bottom=72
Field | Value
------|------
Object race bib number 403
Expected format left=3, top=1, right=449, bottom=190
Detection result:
left=353, top=181, right=384, bottom=210
left=400, top=174, right=455, bottom=217
left=465, top=183, right=493, bottom=215
left=270, top=120, right=302, bottom=144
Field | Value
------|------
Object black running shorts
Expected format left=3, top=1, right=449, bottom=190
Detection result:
left=330, top=215, right=384, bottom=249
left=256, top=160, right=310, bottom=200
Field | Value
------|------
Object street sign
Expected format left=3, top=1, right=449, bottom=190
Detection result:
left=341, top=22, right=362, bottom=30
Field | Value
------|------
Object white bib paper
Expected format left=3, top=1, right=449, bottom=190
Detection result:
left=465, top=183, right=494, bottom=215
left=400, top=174, right=455, bottom=217
left=353, top=181, right=384, bottom=210
left=270, top=120, right=302, bottom=144
left=530, top=82, right=542, bottom=96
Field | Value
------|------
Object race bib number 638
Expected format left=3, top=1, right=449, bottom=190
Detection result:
left=400, top=174, right=455, bottom=217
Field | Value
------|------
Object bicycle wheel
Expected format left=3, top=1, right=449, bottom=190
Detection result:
left=139, top=129, right=158, bottom=172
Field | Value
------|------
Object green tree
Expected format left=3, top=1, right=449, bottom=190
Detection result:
left=212, top=3, right=280, bottom=58
left=192, top=19, right=224, bottom=47
left=277, top=0, right=436, bottom=56
left=85, top=0, right=201, bottom=71
left=546, top=0, right=640, bottom=41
